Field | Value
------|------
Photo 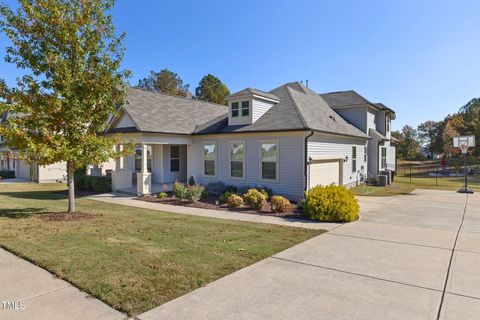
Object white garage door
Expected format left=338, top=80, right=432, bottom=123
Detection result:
left=309, top=160, right=341, bottom=188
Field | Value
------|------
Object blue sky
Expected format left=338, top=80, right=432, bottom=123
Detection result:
left=1, top=0, right=479, bottom=130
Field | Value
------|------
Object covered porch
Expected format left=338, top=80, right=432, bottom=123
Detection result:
left=110, top=133, right=192, bottom=195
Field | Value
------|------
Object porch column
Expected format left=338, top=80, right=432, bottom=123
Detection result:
left=137, top=144, right=152, bottom=195
left=111, top=143, right=132, bottom=192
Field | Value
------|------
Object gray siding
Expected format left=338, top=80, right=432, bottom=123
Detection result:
left=152, top=145, right=163, bottom=182
left=307, top=133, right=367, bottom=186
left=252, top=99, right=274, bottom=122
left=189, top=134, right=305, bottom=200
left=162, top=144, right=187, bottom=183
left=335, top=107, right=367, bottom=133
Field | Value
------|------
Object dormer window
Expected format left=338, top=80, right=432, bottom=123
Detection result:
left=386, top=116, right=390, bottom=132
left=241, top=101, right=249, bottom=116
left=231, top=102, right=239, bottom=117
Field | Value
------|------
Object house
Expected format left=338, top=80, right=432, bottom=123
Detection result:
left=105, top=82, right=395, bottom=200
left=0, top=113, right=67, bottom=182
left=320, top=90, right=397, bottom=179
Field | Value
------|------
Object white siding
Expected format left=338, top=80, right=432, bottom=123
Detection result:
left=113, top=112, right=135, bottom=128
left=162, top=144, right=187, bottom=183
left=334, top=107, right=367, bottom=133
left=38, top=162, right=67, bottom=182
left=189, top=133, right=305, bottom=200
left=307, top=133, right=367, bottom=186
left=252, top=99, right=274, bottom=122
left=17, top=160, right=31, bottom=180
left=367, top=110, right=376, bottom=131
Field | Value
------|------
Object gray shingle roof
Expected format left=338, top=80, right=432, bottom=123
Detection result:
left=319, top=90, right=372, bottom=108
left=374, top=102, right=396, bottom=118
left=227, top=88, right=280, bottom=101
left=116, top=88, right=228, bottom=134
left=195, top=82, right=369, bottom=139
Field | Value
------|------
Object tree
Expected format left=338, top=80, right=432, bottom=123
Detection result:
left=417, top=121, right=442, bottom=158
left=195, top=74, right=230, bottom=105
left=395, top=125, right=421, bottom=160
left=458, top=98, right=480, bottom=154
left=137, top=69, right=191, bottom=97
left=442, top=115, right=462, bottom=156
left=0, top=0, right=130, bottom=213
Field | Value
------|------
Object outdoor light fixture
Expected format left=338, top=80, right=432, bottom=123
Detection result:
left=344, top=156, right=348, bottom=162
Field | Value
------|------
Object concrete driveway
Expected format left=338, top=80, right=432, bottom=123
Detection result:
left=139, top=189, right=480, bottom=320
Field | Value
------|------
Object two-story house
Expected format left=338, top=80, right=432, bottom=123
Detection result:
left=320, top=90, right=397, bottom=180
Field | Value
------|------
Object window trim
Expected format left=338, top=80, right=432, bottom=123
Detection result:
left=259, top=139, right=279, bottom=182
left=241, top=101, right=250, bottom=117
left=386, top=115, right=390, bottom=133
left=202, top=141, right=217, bottom=177
left=228, top=140, right=245, bottom=180
left=364, top=145, right=367, bottom=163
left=352, top=146, right=357, bottom=173
left=231, top=102, right=239, bottom=117
left=134, top=145, right=152, bottom=173
left=381, top=147, right=387, bottom=169
left=169, top=145, right=180, bottom=172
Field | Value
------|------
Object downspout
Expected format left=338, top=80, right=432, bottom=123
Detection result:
left=304, top=130, right=314, bottom=191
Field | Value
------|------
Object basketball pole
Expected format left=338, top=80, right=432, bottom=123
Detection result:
left=458, top=149, right=473, bottom=194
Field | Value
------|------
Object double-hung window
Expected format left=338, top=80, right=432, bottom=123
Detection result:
left=203, top=143, right=217, bottom=176
left=170, top=145, right=180, bottom=172
left=241, top=101, right=249, bottom=116
left=260, top=141, right=278, bottom=180
left=386, top=116, right=390, bottom=132
left=229, top=142, right=245, bottom=178
left=352, top=146, right=357, bottom=173
left=381, top=147, right=387, bottom=169
left=364, top=146, right=367, bottom=162
left=231, top=102, right=239, bottom=117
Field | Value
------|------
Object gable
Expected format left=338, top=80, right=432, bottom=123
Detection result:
left=111, top=110, right=136, bottom=129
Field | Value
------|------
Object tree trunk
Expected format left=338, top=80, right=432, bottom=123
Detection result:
left=67, top=161, right=75, bottom=213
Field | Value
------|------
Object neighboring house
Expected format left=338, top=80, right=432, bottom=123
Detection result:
left=320, top=91, right=397, bottom=179
left=0, top=113, right=67, bottom=182
left=105, top=82, right=394, bottom=200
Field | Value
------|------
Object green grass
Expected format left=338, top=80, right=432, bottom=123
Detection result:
left=352, top=182, right=417, bottom=196
left=0, top=183, right=322, bottom=316
left=395, top=176, right=480, bottom=190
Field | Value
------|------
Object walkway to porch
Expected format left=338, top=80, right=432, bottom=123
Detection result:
left=116, top=182, right=175, bottom=195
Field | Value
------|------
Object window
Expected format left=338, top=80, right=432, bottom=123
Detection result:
left=134, top=145, right=152, bottom=172
left=231, top=102, right=239, bottom=117
left=170, top=145, right=180, bottom=172
left=203, top=143, right=217, bottom=176
left=260, top=141, right=278, bottom=180
left=230, top=142, right=245, bottom=178
left=241, top=101, right=249, bottom=116
left=352, top=146, right=357, bottom=173
left=386, top=116, right=390, bottom=132
left=381, top=147, right=387, bottom=169
left=364, top=146, right=367, bottom=162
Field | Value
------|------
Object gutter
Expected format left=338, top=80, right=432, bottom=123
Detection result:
left=304, top=130, right=315, bottom=191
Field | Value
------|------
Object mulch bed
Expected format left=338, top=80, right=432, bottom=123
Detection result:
left=137, top=195, right=306, bottom=219
left=40, top=212, right=99, bottom=222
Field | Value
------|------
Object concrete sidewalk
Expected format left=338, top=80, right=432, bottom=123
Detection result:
left=89, top=193, right=340, bottom=231
left=0, top=247, right=126, bottom=320
left=138, top=189, right=480, bottom=320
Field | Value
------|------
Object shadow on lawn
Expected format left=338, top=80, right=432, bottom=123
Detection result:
left=0, top=207, right=47, bottom=219
left=0, top=190, right=67, bottom=200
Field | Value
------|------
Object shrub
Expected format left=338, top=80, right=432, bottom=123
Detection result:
left=172, top=181, right=189, bottom=199
left=255, top=185, right=273, bottom=200
left=238, top=185, right=251, bottom=195
left=303, top=185, right=359, bottom=222
left=243, top=189, right=267, bottom=210
left=157, top=192, right=168, bottom=199
left=224, top=185, right=238, bottom=193
left=226, top=194, right=243, bottom=207
left=87, top=176, right=111, bottom=193
left=219, top=191, right=235, bottom=204
left=185, top=184, right=205, bottom=203
left=0, top=170, right=15, bottom=179
left=206, top=181, right=226, bottom=196
left=270, top=195, right=290, bottom=213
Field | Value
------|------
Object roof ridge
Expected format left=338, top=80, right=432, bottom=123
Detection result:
left=129, top=87, right=227, bottom=109
left=284, top=84, right=308, bottom=128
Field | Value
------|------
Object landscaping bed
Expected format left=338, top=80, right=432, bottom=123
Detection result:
left=138, top=194, right=303, bottom=218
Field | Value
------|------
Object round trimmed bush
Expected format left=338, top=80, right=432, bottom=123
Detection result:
left=219, top=191, right=235, bottom=204
left=270, top=195, right=290, bottom=213
left=243, top=189, right=267, bottom=210
left=303, top=185, right=359, bottom=222
left=226, top=194, right=243, bottom=208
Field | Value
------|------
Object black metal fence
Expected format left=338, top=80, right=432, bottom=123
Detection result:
left=396, top=158, right=480, bottom=189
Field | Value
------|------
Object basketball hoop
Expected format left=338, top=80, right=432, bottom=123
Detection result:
left=453, top=135, right=475, bottom=193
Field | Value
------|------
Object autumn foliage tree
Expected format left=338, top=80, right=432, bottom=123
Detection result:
left=0, top=0, right=130, bottom=213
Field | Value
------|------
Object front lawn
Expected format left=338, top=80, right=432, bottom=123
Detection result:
left=352, top=182, right=416, bottom=196
left=0, top=183, right=322, bottom=316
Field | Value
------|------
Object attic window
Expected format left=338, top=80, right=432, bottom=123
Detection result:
left=231, top=102, right=239, bottom=117
left=241, top=101, right=249, bottom=116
